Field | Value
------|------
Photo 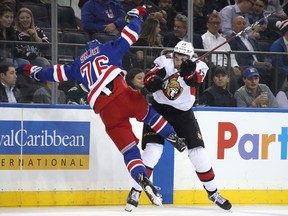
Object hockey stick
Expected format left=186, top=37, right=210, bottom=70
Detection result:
left=162, top=0, right=288, bottom=82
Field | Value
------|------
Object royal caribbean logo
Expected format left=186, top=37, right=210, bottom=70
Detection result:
left=0, top=121, right=90, bottom=170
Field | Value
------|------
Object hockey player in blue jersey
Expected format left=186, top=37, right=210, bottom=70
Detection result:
left=17, top=6, right=186, bottom=207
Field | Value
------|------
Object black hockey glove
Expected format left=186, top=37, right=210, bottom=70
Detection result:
left=180, top=59, right=196, bottom=77
left=144, top=74, right=163, bottom=93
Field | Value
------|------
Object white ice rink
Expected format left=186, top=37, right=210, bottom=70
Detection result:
left=0, top=205, right=288, bottom=216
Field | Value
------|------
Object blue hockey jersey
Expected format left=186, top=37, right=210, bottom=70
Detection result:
left=35, top=17, right=141, bottom=109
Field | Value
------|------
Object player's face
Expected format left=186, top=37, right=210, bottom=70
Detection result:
left=173, top=53, right=189, bottom=70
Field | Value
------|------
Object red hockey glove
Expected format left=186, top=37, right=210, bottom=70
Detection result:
left=180, top=59, right=196, bottom=77
left=16, top=64, right=42, bottom=81
left=183, top=70, right=203, bottom=86
left=136, top=6, right=147, bottom=19
left=144, top=74, right=163, bottom=93
left=194, top=71, right=203, bottom=84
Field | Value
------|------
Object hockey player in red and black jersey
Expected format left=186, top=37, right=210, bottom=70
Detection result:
left=16, top=6, right=187, bottom=207
left=125, top=41, right=232, bottom=212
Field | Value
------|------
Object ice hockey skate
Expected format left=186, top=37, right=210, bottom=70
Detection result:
left=125, top=187, right=141, bottom=212
left=167, top=133, right=187, bottom=152
left=208, top=191, right=232, bottom=211
left=135, top=173, right=162, bottom=207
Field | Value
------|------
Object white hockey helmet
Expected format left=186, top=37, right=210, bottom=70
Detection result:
left=173, top=41, right=194, bottom=59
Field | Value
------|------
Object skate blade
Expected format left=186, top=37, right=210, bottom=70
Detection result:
left=145, top=186, right=163, bottom=207
left=124, top=203, right=136, bottom=212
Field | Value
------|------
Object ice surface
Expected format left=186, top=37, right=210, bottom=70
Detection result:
left=0, top=205, right=288, bottom=216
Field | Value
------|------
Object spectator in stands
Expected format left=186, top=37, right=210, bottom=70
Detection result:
left=229, top=15, right=274, bottom=90
left=125, top=67, right=150, bottom=98
left=0, top=5, right=30, bottom=67
left=125, top=67, right=145, bottom=90
left=266, top=0, right=287, bottom=18
left=14, top=7, right=50, bottom=68
left=199, top=66, right=236, bottom=107
left=162, top=14, right=187, bottom=47
left=192, top=0, right=210, bottom=35
left=162, top=14, right=203, bottom=49
left=132, top=17, right=163, bottom=69
left=67, top=83, right=88, bottom=105
left=201, top=12, right=240, bottom=93
left=220, top=0, right=255, bottom=38
left=248, top=0, right=268, bottom=23
left=33, top=81, right=66, bottom=104
left=148, top=10, right=168, bottom=34
left=81, top=0, right=126, bottom=36
left=0, top=61, right=22, bottom=103
left=12, top=7, right=50, bottom=103
left=270, top=19, right=288, bottom=91
left=15, top=74, right=44, bottom=103
left=156, top=0, right=177, bottom=31
left=276, top=84, right=288, bottom=108
left=234, top=67, right=278, bottom=107
left=248, top=0, right=271, bottom=40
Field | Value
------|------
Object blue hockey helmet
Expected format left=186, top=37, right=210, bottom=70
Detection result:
left=85, top=39, right=101, bottom=51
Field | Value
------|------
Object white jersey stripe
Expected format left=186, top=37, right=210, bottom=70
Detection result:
left=88, top=66, right=123, bottom=109
left=53, top=65, right=68, bottom=82
left=121, top=26, right=138, bottom=45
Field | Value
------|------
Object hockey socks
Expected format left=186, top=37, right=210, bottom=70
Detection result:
left=124, top=145, right=148, bottom=183
left=188, top=147, right=217, bottom=192
left=142, top=106, right=175, bottom=139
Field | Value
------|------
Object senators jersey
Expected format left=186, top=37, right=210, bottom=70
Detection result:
left=36, top=17, right=141, bottom=109
left=152, top=53, right=208, bottom=111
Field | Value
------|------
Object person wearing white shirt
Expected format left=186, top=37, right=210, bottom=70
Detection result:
left=229, top=16, right=275, bottom=92
left=202, top=12, right=241, bottom=93
left=220, top=0, right=255, bottom=37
